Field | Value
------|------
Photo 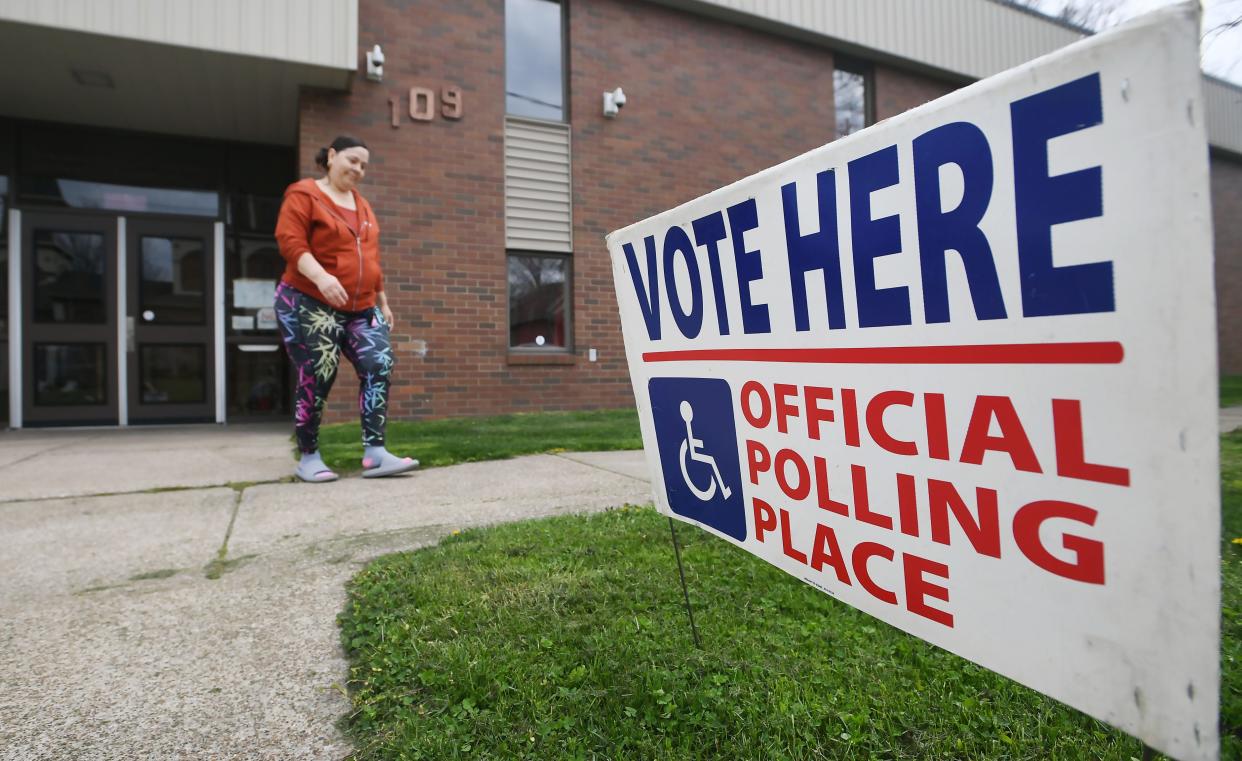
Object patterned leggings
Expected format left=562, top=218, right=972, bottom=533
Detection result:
left=274, top=282, right=394, bottom=454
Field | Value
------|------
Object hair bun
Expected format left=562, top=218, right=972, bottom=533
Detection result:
left=314, top=136, right=368, bottom=174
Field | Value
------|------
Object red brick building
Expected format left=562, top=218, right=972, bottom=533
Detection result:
left=0, top=0, right=1238, bottom=428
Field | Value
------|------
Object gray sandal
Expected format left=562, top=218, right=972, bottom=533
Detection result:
left=295, top=455, right=339, bottom=483
left=295, top=467, right=339, bottom=483
left=361, top=453, right=420, bottom=478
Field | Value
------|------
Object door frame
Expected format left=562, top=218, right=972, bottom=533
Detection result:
left=125, top=216, right=218, bottom=424
left=8, top=209, right=226, bottom=428
left=7, top=207, right=19, bottom=428
left=20, top=210, right=120, bottom=426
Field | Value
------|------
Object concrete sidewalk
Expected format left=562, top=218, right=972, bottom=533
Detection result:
left=0, top=425, right=652, bottom=760
left=1223, top=405, right=1242, bottom=435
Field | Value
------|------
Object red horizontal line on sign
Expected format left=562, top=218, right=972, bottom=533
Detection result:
left=642, top=342, right=1125, bottom=365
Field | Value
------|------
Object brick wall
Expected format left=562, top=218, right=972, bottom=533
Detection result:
left=1212, top=152, right=1242, bottom=375
left=566, top=0, right=836, bottom=414
left=300, top=0, right=509, bottom=424
left=305, top=0, right=1118, bottom=427
left=304, top=0, right=846, bottom=425
left=873, top=64, right=957, bottom=123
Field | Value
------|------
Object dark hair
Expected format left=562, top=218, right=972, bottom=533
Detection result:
left=314, top=135, right=369, bottom=171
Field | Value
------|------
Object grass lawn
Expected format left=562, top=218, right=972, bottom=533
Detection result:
left=313, top=375, right=1239, bottom=473
left=315, top=409, right=642, bottom=473
left=1224, top=376, right=1242, bottom=408
left=337, top=430, right=1242, bottom=760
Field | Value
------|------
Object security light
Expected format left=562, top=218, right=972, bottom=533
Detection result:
left=603, top=87, right=626, bottom=118
left=366, top=45, right=385, bottom=82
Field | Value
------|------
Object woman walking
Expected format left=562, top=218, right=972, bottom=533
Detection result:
left=274, top=135, right=418, bottom=482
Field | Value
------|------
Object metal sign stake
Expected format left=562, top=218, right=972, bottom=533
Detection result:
left=667, top=517, right=702, bottom=650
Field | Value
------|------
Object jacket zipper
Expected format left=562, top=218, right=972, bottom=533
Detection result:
left=352, top=229, right=364, bottom=312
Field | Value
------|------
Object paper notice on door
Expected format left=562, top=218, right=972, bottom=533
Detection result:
left=233, top=279, right=276, bottom=309
left=256, top=307, right=278, bottom=331
left=231, top=315, right=255, bottom=331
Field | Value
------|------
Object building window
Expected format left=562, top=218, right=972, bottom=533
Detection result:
left=834, top=59, right=873, bottom=138
left=18, top=177, right=219, bottom=217
left=508, top=253, right=569, bottom=350
left=139, top=344, right=206, bottom=404
left=506, top=0, right=566, bottom=121
left=33, top=343, right=107, bottom=406
left=139, top=236, right=207, bottom=325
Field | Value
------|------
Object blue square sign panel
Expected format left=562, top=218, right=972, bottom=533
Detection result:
left=649, top=377, right=746, bottom=541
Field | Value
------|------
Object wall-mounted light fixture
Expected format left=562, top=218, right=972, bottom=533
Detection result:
left=366, top=44, right=385, bottom=82
left=602, top=86, right=626, bottom=118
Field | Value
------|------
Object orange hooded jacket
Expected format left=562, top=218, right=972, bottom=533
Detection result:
left=274, top=178, right=384, bottom=311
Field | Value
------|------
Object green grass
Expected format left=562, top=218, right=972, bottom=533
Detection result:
left=1222, top=430, right=1242, bottom=758
left=313, top=375, right=1239, bottom=474
left=1223, top=376, right=1242, bottom=408
left=316, top=409, right=642, bottom=473
left=336, top=429, right=1242, bottom=760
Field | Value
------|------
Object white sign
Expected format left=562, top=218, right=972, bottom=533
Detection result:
left=255, top=307, right=278, bottom=331
left=606, top=7, right=1218, bottom=759
left=233, top=279, right=277, bottom=309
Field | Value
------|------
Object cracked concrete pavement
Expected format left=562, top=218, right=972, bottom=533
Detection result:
left=0, top=424, right=653, bottom=760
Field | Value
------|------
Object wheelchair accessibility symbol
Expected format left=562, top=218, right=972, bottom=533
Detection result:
left=678, top=401, right=732, bottom=501
left=650, top=377, right=746, bottom=541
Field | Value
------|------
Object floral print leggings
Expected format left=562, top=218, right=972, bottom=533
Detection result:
left=274, top=282, right=394, bottom=454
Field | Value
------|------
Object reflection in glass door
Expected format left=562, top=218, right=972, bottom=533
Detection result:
left=22, top=213, right=118, bottom=425
left=225, top=222, right=289, bottom=420
left=127, top=219, right=215, bottom=423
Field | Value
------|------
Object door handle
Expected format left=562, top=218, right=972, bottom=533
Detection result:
left=126, top=316, right=135, bottom=353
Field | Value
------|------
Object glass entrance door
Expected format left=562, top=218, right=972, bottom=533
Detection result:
left=126, top=218, right=215, bottom=423
left=22, top=212, right=118, bottom=425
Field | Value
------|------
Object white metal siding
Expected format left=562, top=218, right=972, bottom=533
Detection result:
left=655, top=0, right=1242, bottom=155
left=505, top=117, right=573, bottom=253
left=691, top=0, right=1081, bottom=79
left=0, top=0, right=357, bottom=70
left=1205, top=78, right=1242, bottom=156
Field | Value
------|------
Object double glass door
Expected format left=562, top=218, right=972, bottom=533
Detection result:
left=22, top=212, right=216, bottom=425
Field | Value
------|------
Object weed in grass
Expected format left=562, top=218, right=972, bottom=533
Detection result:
left=74, top=583, right=125, bottom=595
left=128, top=568, right=179, bottom=581
left=226, top=480, right=282, bottom=493
left=203, top=553, right=257, bottom=580
left=138, top=484, right=207, bottom=495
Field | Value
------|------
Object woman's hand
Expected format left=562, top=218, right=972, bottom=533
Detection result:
left=313, top=272, right=349, bottom=308
left=380, top=302, right=395, bottom=328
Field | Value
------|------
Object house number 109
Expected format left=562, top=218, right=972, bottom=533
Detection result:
left=389, top=86, right=464, bottom=126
